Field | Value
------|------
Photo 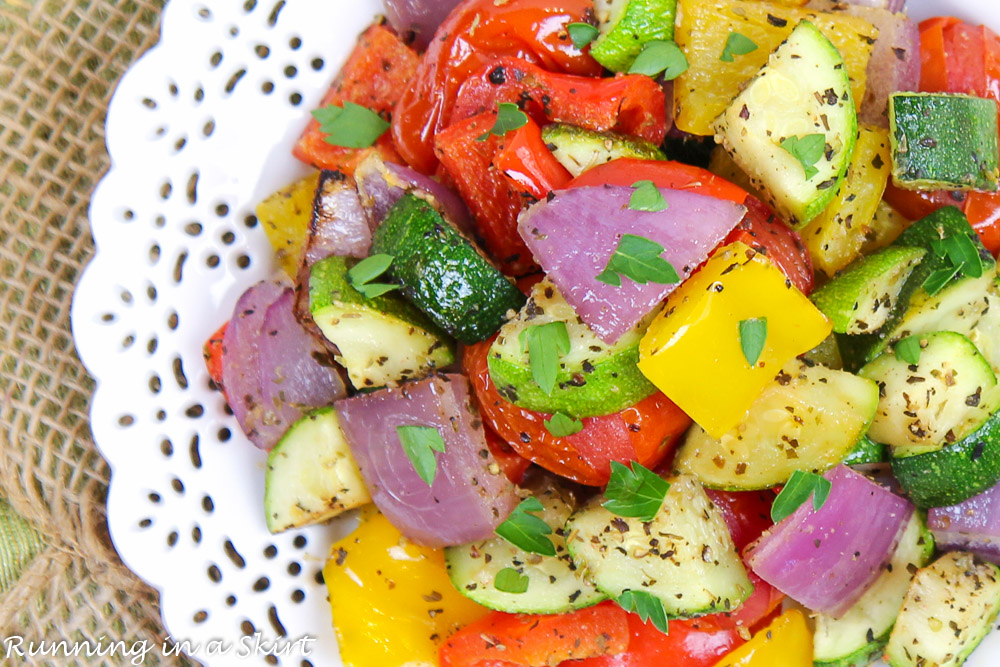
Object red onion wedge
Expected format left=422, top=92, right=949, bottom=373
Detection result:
left=335, top=374, right=519, bottom=547
left=302, top=170, right=371, bottom=266
left=355, top=153, right=474, bottom=235
left=745, top=465, right=913, bottom=617
left=222, top=282, right=346, bottom=450
left=382, top=0, right=463, bottom=52
left=846, top=5, right=921, bottom=126
left=517, top=185, right=745, bottom=344
left=928, top=479, right=1000, bottom=564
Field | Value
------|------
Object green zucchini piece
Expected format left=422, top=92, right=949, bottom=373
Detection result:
left=800, top=334, right=844, bottom=370
left=264, top=407, right=370, bottom=534
left=565, top=474, right=752, bottom=618
left=811, top=246, right=927, bottom=335
left=444, top=484, right=605, bottom=614
left=714, top=20, right=857, bottom=227
left=837, top=207, right=998, bottom=371
left=589, top=0, right=678, bottom=72
left=308, top=256, right=454, bottom=388
left=841, top=434, right=885, bottom=467
left=890, top=398, right=1000, bottom=508
left=889, top=92, right=1000, bottom=192
left=814, top=513, right=934, bottom=667
left=885, top=552, right=1000, bottom=667
left=674, top=358, right=879, bottom=490
left=541, top=123, right=666, bottom=178
left=859, top=331, right=997, bottom=455
left=370, top=193, right=525, bottom=344
left=487, top=279, right=656, bottom=418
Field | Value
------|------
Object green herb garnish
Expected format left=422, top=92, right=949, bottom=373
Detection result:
left=312, top=102, right=390, bottom=149
left=780, top=134, right=826, bottom=180
left=568, top=22, right=600, bottom=49
left=396, top=425, right=446, bottom=486
left=770, top=470, right=832, bottom=523
left=495, top=497, right=556, bottom=556
left=602, top=461, right=670, bottom=523
left=618, top=589, right=669, bottom=634
left=348, top=254, right=398, bottom=298
left=924, top=232, right=984, bottom=295
left=738, top=317, right=768, bottom=367
left=629, top=180, right=669, bottom=212
left=477, top=102, right=529, bottom=141
left=720, top=32, right=758, bottom=62
left=544, top=412, right=584, bottom=437
left=494, top=567, right=530, bottom=594
left=596, top=234, right=680, bottom=287
left=894, top=335, right=923, bottom=366
left=629, top=40, right=689, bottom=80
left=520, top=322, right=570, bottom=396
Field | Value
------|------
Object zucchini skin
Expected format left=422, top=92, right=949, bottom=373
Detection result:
left=890, top=408, right=1000, bottom=508
left=371, top=193, right=525, bottom=344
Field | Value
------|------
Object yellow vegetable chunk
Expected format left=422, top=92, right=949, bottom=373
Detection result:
left=674, top=0, right=876, bottom=136
left=711, top=610, right=813, bottom=667
left=800, top=125, right=892, bottom=277
left=323, top=512, right=487, bottom=667
left=638, top=242, right=832, bottom=438
left=255, top=172, right=319, bottom=277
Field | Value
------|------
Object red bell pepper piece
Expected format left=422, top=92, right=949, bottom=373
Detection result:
left=203, top=322, right=227, bottom=396
left=292, top=24, right=419, bottom=174
left=452, top=57, right=668, bottom=147
left=494, top=119, right=572, bottom=201
left=483, top=426, right=532, bottom=485
left=391, top=0, right=601, bottom=173
left=439, top=601, right=630, bottom=667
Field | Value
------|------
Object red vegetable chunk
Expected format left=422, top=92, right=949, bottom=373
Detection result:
left=517, top=185, right=746, bottom=343
left=381, top=0, right=464, bottom=51
left=335, top=374, right=518, bottom=547
left=745, top=465, right=913, bottom=617
left=928, top=478, right=1000, bottom=564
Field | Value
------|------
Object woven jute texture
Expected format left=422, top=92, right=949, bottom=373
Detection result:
left=0, top=1, right=194, bottom=664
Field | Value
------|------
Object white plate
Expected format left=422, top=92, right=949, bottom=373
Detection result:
left=71, top=1, right=1000, bottom=665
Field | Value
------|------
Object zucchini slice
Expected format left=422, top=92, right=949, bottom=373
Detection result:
left=541, top=123, right=666, bottom=178
left=309, top=255, right=454, bottom=389
left=810, top=246, right=926, bottom=335
left=589, top=0, right=678, bottom=72
left=859, top=332, right=997, bottom=455
left=565, top=474, right=752, bottom=618
left=445, top=485, right=605, bottom=614
left=886, top=552, right=1000, bottom=667
left=714, top=20, right=857, bottom=227
left=488, top=279, right=656, bottom=418
left=264, top=407, right=371, bottom=534
left=371, top=193, right=525, bottom=344
left=841, top=434, right=885, bottom=467
left=813, top=513, right=934, bottom=667
left=673, top=358, right=879, bottom=490
left=889, top=93, right=1000, bottom=192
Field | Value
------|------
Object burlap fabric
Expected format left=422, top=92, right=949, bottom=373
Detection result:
left=0, top=1, right=194, bottom=663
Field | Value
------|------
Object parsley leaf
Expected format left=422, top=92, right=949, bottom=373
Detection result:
left=396, top=425, right=446, bottom=486
left=770, top=470, right=832, bottom=523
left=596, top=234, right=680, bottom=287
left=477, top=102, right=529, bottom=141
left=494, top=567, right=530, bottom=594
left=495, top=497, right=556, bottom=556
left=544, top=412, right=584, bottom=437
left=720, top=31, right=759, bottom=62
left=738, top=317, right=768, bottom=367
left=568, top=22, right=599, bottom=50
left=629, top=180, right=669, bottom=212
left=926, top=232, right=984, bottom=297
left=780, top=134, right=826, bottom=180
left=894, top=335, right=922, bottom=366
left=629, top=40, right=688, bottom=80
left=602, top=461, right=670, bottom=522
left=312, top=102, right=390, bottom=149
left=519, top=322, right=570, bottom=396
left=348, top=254, right=399, bottom=298
left=618, top=589, right=669, bottom=634
left=922, top=265, right=960, bottom=296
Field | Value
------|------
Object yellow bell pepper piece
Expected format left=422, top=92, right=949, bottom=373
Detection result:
left=713, top=610, right=813, bottom=667
left=255, top=172, right=319, bottom=277
left=322, top=511, right=487, bottom=667
left=638, top=242, right=831, bottom=438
